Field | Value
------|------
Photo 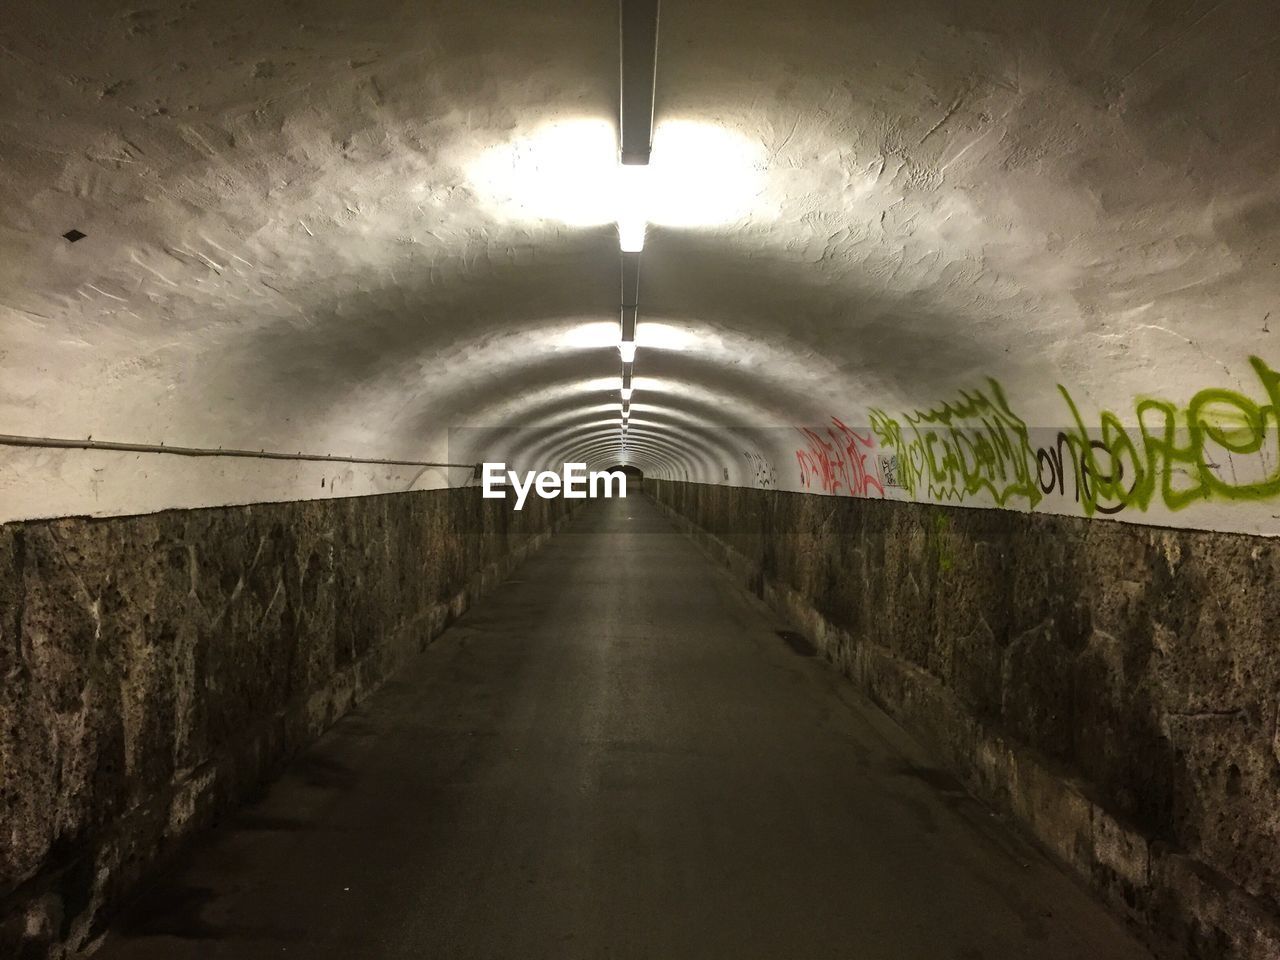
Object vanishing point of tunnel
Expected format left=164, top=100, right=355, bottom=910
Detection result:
left=1, top=2, right=1278, bottom=959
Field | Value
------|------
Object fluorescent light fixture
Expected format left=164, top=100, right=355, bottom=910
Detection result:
left=617, top=163, right=649, bottom=252
left=621, top=255, right=641, bottom=308
left=618, top=220, right=645, bottom=252
left=621, top=387, right=633, bottom=401
left=620, top=305, right=637, bottom=340
left=619, top=0, right=659, bottom=165
left=618, top=339, right=637, bottom=363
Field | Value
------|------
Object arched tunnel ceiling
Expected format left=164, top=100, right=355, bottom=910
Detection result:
left=2, top=0, right=1278, bottom=532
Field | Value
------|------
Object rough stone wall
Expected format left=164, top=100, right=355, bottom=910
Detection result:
left=646, top=479, right=1280, bottom=960
left=0, top=487, right=572, bottom=958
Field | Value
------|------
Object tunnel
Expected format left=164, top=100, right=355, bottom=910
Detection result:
left=1, top=1, right=1278, bottom=958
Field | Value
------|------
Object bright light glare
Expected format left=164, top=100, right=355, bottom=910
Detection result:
left=618, top=221, right=646, bottom=252
left=617, top=163, right=649, bottom=251
left=647, top=121, right=766, bottom=227
left=552, top=321, right=621, bottom=350
left=618, top=340, right=637, bottom=363
left=467, top=118, right=768, bottom=231
left=466, top=120, right=616, bottom=225
left=637, top=322, right=703, bottom=352
left=621, top=387, right=634, bottom=401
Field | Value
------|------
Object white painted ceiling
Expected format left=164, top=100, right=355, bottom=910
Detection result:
left=2, top=0, right=1278, bottom=530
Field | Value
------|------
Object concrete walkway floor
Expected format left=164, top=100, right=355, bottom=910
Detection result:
left=95, top=494, right=1155, bottom=960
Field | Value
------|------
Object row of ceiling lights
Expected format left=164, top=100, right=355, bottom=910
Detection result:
left=615, top=0, right=660, bottom=452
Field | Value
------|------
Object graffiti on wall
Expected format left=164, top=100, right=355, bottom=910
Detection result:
left=793, top=356, right=1280, bottom=522
left=743, top=450, right=777, bottom=489
left=1054, top=355, right=1280, bottom=516
left=1033, top=431, right=1123, bottom=514
left=794, top=417, right=885, bottom=498
left=868, top=379, right=1041, bottom=508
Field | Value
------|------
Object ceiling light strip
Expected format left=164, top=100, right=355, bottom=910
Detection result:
left=617, top=0, right=659, bottom=445
left=619, top=0, right=660, bottom=165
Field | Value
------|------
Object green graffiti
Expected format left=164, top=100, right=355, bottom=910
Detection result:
left=870, top=378, right=1041, bottom=508
left=869, top=356, right=1280, bottom=517
left=1058, top=355, right=1280, bottom=516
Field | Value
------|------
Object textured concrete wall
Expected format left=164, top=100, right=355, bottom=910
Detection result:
left=0, top=488, right=572, bottom=958
left=646, top=479, right=1280, bottom=960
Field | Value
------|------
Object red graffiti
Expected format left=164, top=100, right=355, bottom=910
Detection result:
left=794, top=417, right=885, bottom=497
